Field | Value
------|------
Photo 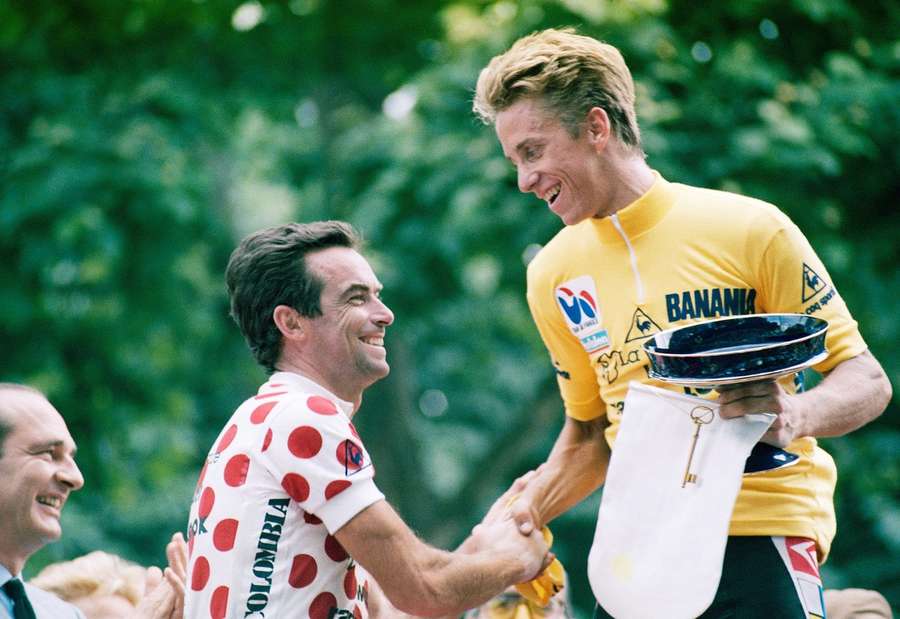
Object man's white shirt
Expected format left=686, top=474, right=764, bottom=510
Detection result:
left=184, top=372, right=384, bottom=619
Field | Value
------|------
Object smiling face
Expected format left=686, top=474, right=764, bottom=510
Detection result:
left=298, top=247, right=395, bottom=403
left=0, top=389, right=84, bottom=572
left=496, top=98, right=616, bottom=226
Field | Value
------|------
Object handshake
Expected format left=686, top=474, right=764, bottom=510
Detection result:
left=465, top=488, right=567, bottom=608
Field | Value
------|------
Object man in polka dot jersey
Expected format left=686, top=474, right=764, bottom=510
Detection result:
left=184, top=221, right=550, bottom=619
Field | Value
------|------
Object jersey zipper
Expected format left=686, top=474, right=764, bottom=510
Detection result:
left=610, top=214, right=646, bottom=304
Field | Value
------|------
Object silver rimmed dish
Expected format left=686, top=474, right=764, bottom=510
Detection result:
left=643, top=314, right=828, bottom=388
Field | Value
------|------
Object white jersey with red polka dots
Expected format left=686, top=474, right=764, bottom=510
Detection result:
left=184, top=372, right=384, bottom=619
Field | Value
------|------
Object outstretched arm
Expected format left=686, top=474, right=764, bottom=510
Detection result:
left=335, top=500, right=549, bottom=617
left=489, top=413, right=610, bottom=535
left=366, top=579, right=458, bottom=619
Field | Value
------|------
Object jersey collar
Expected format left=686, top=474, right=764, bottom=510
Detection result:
left=590, top=171, right=676, bottom=244
left=264, top=371, right=355, bottom=416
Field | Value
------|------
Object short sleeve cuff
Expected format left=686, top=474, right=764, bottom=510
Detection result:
left=317, top=480, right=385, bottom=534
left=563, top=394, right=606, bottom=421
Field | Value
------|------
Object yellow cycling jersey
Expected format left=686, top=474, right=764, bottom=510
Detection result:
left=526, top=172, right=868, bottom=560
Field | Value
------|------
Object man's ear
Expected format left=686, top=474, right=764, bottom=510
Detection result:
left=585, top=106, right=611, bottom=150
left=272, top=305, right=306, bottom=341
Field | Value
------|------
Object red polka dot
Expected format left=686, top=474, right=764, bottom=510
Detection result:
left=353, top=605, right=362, bottom=619
left=348, top=422, right=361, bottom=440
left=288, top=426, right=323, bottom=459
left=324, top=534, right=348, bottom=562
left=289, top=554, right=318, bottom=588
left=213, top=518, right=239, bottom=551
left=307, top=396, right=338, bottom=415
left=336, top=440, right=364, bottom=472
left=199, top=487, right=215, bottom=519
left=282, top=473, right=310, bottom=502
left=343, top=566, right=357, bottom=599
left=303, top=511, right=323, bottom=525
left=262, top=428, right=273, bottom=452
left=250, top=401, right=278, bottom=424
left=210, top=586, right=229, bottom=619
left=191, top=556, right=210, bottom=591
left=224, top=454, right=250, bottom=487
left=217, top=424, right=238, bottom=453
left=325, top=480, right=351, bottom=500
left=268, top=383, right=284, bottom=388
left=310, top=592, right=338, bottom=619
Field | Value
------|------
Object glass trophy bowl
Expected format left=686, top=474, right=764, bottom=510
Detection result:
left=643, top=314, right=828, bottom=389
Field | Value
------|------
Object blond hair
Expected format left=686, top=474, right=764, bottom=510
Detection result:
left=30, top=551, right=145, bottom=606
left=474, top=28, right=641, bottom=150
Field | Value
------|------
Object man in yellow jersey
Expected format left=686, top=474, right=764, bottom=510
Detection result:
left=473, top=28, right=892, bottom=617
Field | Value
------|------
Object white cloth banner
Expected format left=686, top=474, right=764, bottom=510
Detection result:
left=588, top=382, right=774, bottom=618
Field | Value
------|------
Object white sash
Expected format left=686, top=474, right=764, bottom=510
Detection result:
left=588, top=382, right=774, bottom=618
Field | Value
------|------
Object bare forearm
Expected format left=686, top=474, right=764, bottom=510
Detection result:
left=522, top=415, right=610, bottom=528
left=795, top=350, right=891, bottom=437
left=399, top=547, right=524, bottom=616
left=367, top=579, right=456, bottom=619
left=337, top=501, right=545, bottom=617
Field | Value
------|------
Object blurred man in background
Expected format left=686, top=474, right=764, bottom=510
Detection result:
left=473, top=28, right=891, bottom=617
left=184, top=221, right=549, bottom=619
left=0, top=383, right=185, bottom=619
left=0, top=383, right=86, bottom=619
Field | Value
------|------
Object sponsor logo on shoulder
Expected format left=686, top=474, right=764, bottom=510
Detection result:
left=801, top=262, right=838, bottom=315
left=801, top=263, right=827, bottom=302
left=555, top=275, right=610, bottom=353
left=342, top=440, right=371, bottom=476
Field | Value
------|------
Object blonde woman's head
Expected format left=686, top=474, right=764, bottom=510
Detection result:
left=30, top=551, right=146, bottom=619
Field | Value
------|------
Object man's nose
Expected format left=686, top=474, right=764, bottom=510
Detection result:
left=373, top=297, right=394, bottom=327
left=518, top=167, right=537, bottom=193
left=58, top=457, right=85, bottom=491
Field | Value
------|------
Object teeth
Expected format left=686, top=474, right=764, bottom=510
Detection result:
left=545, top=185, right=560, bottom=203
left=37, top=496, right=61, bottom=508
left=361, top=337, right=384, bottom=346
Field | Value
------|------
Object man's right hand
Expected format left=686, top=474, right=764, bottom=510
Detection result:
left=482, top=415, right=611, bottom=541
left=470, top=515, right=550, bottom=583
left=478, top=469, right=542, bottom=536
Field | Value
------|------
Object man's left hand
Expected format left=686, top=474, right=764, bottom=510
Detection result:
left=717, top=380, right=804, bottom=447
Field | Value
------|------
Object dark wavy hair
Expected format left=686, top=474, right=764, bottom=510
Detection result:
left=225, top=221, right=361, bottom=373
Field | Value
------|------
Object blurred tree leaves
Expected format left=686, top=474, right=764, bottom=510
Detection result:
left=1, top=0, right=897, bottom=615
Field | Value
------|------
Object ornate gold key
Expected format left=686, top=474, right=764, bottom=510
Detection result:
left=682, top=406, right=714, bottom=487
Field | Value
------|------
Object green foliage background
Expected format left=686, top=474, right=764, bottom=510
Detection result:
left=1, top=1, right=897, bottom=615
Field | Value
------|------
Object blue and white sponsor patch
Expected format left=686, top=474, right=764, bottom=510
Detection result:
left=555, top=275, right=610, bottom=353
